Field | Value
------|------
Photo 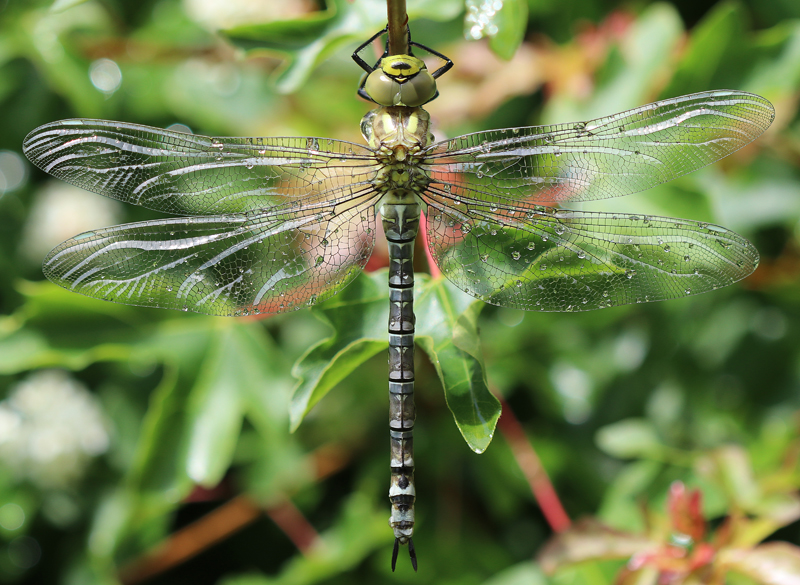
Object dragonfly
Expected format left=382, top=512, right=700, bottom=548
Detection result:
left=23, top=26, right=773, bottom=572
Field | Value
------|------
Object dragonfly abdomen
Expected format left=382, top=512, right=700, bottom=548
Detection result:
left=382, top=196, right=420, bottom=570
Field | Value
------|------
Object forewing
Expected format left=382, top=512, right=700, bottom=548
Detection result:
left=423, top=91, right=773, bottom=206
left=424, top=196, right=758, bottom=311
left=43, top=193, right=378, bottom=316
left=23, top=119, right=378, bottom=215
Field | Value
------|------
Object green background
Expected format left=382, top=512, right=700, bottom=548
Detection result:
left=0, top=0, right=799, bottom=583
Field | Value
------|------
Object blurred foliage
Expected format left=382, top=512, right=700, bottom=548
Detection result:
left=0, top=0, right=799, bottom=584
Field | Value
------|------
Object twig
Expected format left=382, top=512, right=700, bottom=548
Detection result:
left=117, top=495, right=265, bottom=585
left=117, top=442, right=351, bottom=584
left=386, top=0, right=408, bottom=56
left=264, top=498, right=320, bottom=552
left=495, top=392, right=572, bottom=532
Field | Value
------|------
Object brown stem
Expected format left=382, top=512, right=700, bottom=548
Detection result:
left=386, top=0, right=408, bottom=55
left=117, top=442, right=351, bottom=584
left=117, top=495, right=265, bottom=585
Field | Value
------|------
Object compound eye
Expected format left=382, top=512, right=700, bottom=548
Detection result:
left=398, top=71, right=436, bottom=107
left=364, top=70, right=401, bottom=106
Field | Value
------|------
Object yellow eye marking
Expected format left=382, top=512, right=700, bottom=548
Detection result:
left=382, top=55, right=425, bottom=79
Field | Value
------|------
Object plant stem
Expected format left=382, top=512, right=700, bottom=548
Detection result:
left=387, top=0, right=408, bottom=55
left=496, top=393, right=572, bottom=533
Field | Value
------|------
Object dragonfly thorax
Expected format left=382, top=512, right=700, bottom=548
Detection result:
left=361, top=106, right=433, bottom=158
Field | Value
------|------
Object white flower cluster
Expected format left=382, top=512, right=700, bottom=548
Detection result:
left=465, top=0, right=503, bottom=40
left=0, top=371, right=109, bottom=489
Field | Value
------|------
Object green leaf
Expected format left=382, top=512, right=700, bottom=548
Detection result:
left=21, top=3, right=115, bottom=117
left=480, top=561, right=548, bottom=585
left=290, top=270, right=498, bottom=451
left=537, top=518, right=656, bottom=574
left=660, top=1, right=747, bottom=96
left=0, top=326, right=134, bottom=373
left=595, top=419, right=664, bottom=459
left=705, top=445, right=761, bottom=509
left=744, top=21, right=800, bottom=97
left=128, top=321, right=215, bottom=496
left=462, top=0, right=528, bottom=60
left=49, top=0, right=91, bottom=12
left=185, top=322, right=287, bottom=486
left=598, top=460, right=663, bottom=531
left=720, top=542, right=800, bottom=585
left=222, top=0, right=463, bottom=93
left=416, top=276, right=499, bottom=453
left=543, top=3, right=684, bottom=123
left=86, top=488, right=134, bottom=560
left=219, top=490, right=389, bottom=585
left=290, top=272, right=388, bottom=430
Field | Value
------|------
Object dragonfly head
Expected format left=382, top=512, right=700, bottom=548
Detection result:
left=363, top=55, right=438, bottom=107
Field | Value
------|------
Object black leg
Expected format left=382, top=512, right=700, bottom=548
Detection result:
left=352, top=26, right=389, bottom=73
left=409, top=40, right=453, bottom=78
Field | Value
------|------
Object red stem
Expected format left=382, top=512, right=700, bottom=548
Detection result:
left=419, top=212, right=441, bottom=278
left=495, top=393, right=571, bottom=532
left=264, top=498, right=320, bottom=553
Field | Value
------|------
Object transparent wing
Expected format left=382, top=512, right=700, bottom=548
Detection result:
left=43, top=195, right=377, bottom=316
left=423, top=197, right=758, bottom=311
left=423, top=91, right=774, bottom=206
left=23, top=119, right=379, bottom=216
